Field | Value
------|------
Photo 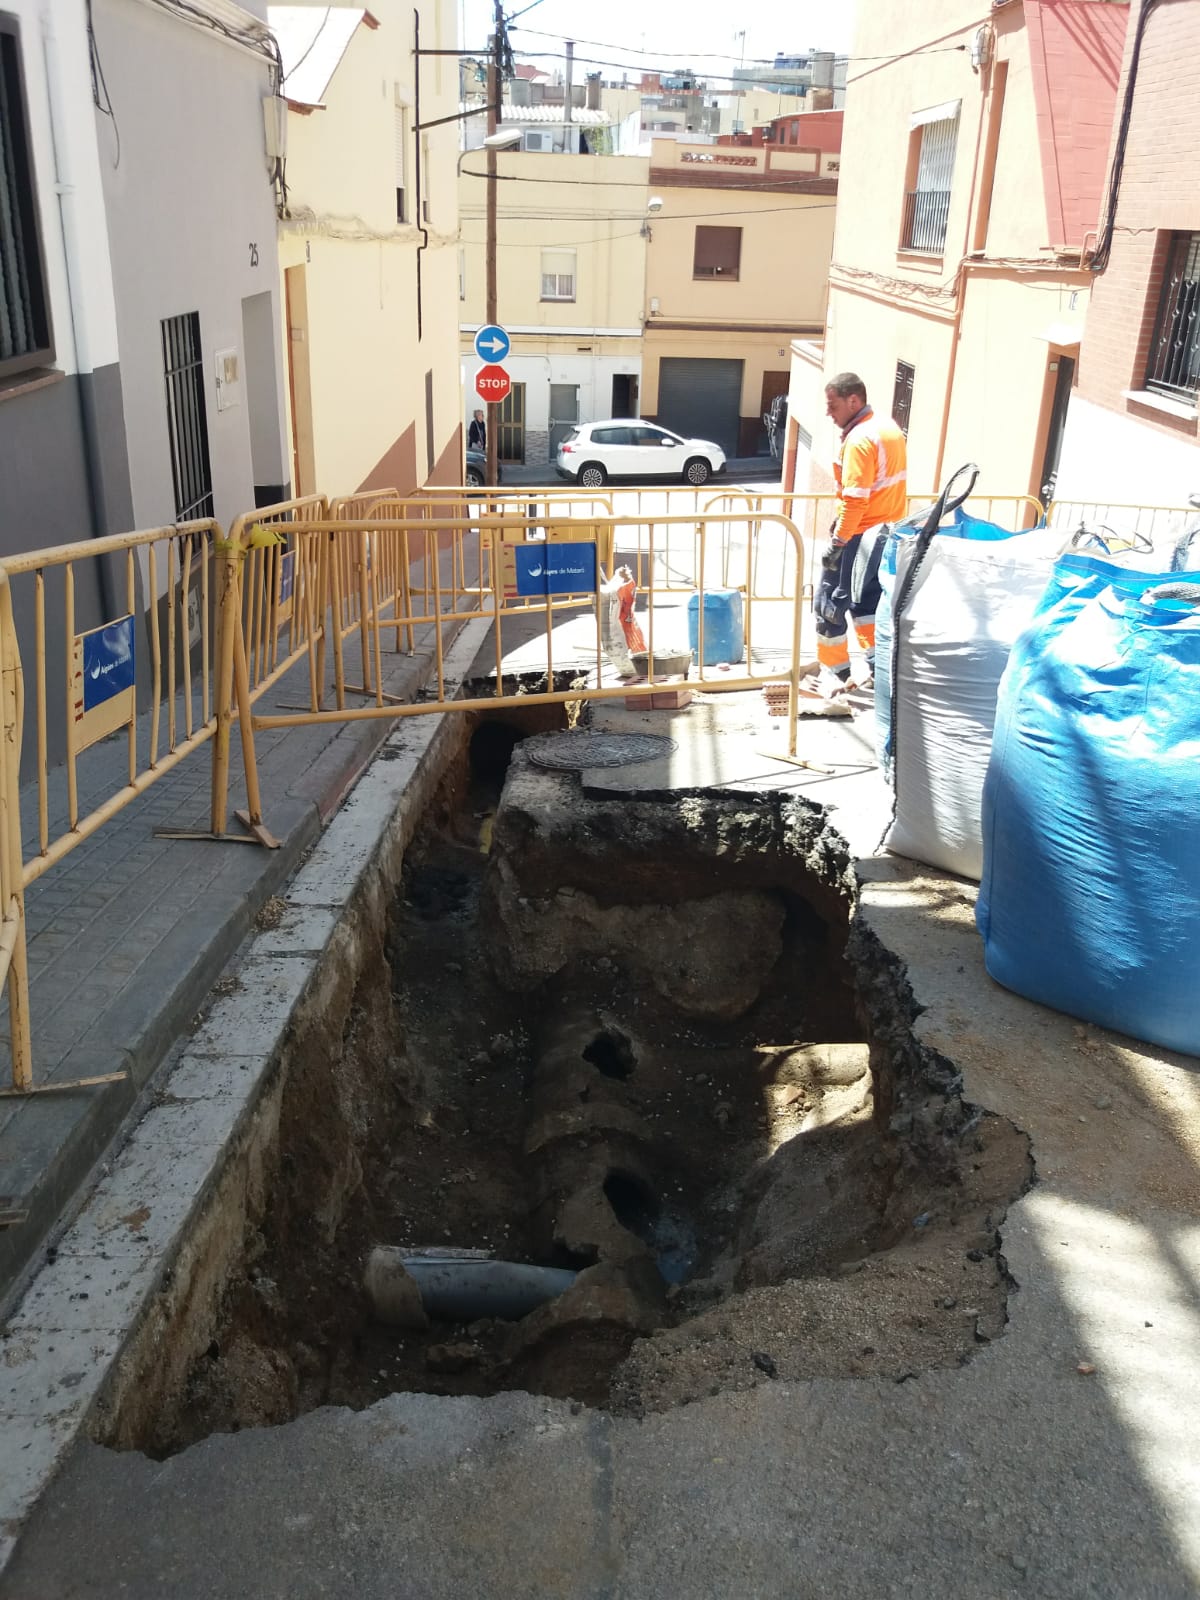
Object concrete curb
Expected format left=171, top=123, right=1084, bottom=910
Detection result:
left=0, top=617, right=494, bottom=1573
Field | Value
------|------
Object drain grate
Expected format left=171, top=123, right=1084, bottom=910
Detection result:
left=524, top=733, right=677, bottom=771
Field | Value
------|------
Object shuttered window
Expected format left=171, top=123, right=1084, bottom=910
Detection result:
left=540, top=249, right=575, bottom=301
left=0, top=13, right=53, bottom=380
left=693, top=225, right=741, bottom=280
left=892, top=361, right=915, bottom=434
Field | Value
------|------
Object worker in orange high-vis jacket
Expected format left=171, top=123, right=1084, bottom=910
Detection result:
left=814, top=372, right=907, bottom=690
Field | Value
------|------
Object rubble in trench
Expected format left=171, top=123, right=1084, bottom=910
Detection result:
left=148, top=720, right=1033, bottom=1452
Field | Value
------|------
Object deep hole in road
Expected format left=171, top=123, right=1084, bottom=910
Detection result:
left=122, top=706, right=1033, bottom=1457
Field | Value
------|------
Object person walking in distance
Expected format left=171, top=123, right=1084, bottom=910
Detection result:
left=468, top=409, right=486, bottom=450
left=815, top=372, right=907, bottom=691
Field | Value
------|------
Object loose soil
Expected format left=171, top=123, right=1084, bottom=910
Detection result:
left=146, top=713, right=1032, bottom=1456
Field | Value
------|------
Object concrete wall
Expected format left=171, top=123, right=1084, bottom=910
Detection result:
left=825, top=0, right=1107, bottom=498
left=92, top=0, right=287, bottom=531
left=638, top=143, right=834, bottom=456
left=643, top=166, right=833, bottom=330
left=0, top=0, right=132, bottom=548
left=0, top=3, right=134, bottom=775
left=279, top=0, right=462, bottom=497
left=459, top=152, right=650, bottom=334
left=1055, top=394, right=1200, bottom=508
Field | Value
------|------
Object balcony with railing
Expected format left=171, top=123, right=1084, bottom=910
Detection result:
left=901, top=188, right=950, bottom=254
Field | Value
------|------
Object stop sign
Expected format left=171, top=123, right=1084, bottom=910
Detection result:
left=475, top=363, right=512, bottom=404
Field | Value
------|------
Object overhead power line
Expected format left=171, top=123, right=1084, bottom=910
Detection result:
left=503, top=32, right=967, bottom=77
left=460, top=200, right=839, bottom=223
left=459, top=168, right=836, bottom=195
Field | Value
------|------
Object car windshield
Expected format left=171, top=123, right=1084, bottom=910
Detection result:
left=559, top=428, right=580, bottom=446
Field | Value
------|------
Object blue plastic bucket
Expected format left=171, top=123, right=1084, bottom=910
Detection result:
left=687, top=589, right=744, bottom=666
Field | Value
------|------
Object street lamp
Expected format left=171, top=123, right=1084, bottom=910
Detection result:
left=456, top=125, right=522, bottom=178
left=461, top=126, right=521, bottom=486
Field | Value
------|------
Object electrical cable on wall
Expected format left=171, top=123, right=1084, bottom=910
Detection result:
left=84, top=0, right=121, bottom=167
left=141, top=0, right=284, bottom=88
left=1091, top=0, right=1162, bottom=274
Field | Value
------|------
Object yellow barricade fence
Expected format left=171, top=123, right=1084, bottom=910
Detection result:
left=0, top=518, right=230, bottom=1093
left=1045, top=498, right=1199, bottom=555
left=7, top=476, right=1153, bottom=1097
left=208, top=509, right=809, bottom=842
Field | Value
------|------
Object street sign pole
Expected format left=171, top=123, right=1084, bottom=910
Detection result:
left=485, top=12, right=501, bottom=489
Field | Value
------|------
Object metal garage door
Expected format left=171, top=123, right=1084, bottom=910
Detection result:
left=656, top=357, right=743, bottom=456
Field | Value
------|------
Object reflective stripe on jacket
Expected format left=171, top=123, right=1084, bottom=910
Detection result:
left=833, top=406, right=908, bottom=542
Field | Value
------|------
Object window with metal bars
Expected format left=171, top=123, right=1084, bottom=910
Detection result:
left=161, top=312, right=214, bottom=522
left=0, top=13, right=53, bottom=381
left=1145, top=232, right=1200, bottom=402
left=903, top=112, right=957, bottom=254
left=892, top=360, right=915, bottom=434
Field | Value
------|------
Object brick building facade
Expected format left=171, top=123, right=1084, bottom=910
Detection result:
left=1055, top=0, right=1200, bottom=508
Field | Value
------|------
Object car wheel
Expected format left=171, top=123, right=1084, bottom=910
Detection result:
left=579, top=463, right=607, bottom=488
left=465, top=468, right=484, bottom=488
left=684, top=457, right=711, bottom=486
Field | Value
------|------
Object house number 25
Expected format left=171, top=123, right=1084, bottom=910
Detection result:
left=249, top=243, right=259, bottom=267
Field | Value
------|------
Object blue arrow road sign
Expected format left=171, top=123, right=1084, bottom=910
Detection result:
left=474, top=324, right=511, bottom=362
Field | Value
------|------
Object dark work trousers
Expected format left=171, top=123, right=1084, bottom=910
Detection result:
left=814, top=532, right=882, bottom=681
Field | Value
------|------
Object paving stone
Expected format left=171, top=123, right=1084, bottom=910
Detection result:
left=0, top=623, right=477, bottom=1298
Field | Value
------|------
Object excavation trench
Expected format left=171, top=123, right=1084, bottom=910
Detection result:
left=108, top=709, right=1032, bottom=1456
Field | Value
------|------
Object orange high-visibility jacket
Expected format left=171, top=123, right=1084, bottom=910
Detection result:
left=833, top=406, right=908, bottom=542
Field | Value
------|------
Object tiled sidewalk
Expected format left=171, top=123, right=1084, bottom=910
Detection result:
left=0, top=610, right=467, bottom=1298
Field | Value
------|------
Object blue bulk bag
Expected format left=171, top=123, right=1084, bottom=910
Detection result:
left=977, top=564, right=1200, bottom=1055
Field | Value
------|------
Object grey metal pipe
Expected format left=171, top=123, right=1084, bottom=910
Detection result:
left=365, top=1246, right=576, bottom=1327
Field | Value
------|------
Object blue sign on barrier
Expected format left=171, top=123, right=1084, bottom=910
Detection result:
left=82, top=617, right=135, bottom=713
left=514, top=542, right=597, bottom=597
left=279, top=548, right=296, bottom=604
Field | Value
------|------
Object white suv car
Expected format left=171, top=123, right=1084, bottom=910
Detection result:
left=556, top=421, right=726, bottom=488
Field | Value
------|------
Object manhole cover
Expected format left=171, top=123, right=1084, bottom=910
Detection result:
left=524, top=733, right=677, bottom=770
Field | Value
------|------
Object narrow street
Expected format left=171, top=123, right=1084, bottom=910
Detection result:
left=3, top=0, right=1200, bottom=1592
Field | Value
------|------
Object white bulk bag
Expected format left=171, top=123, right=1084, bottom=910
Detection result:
left=884, top=527, right=1063, bottom=880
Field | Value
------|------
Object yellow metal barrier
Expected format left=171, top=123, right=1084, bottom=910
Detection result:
left=0, top=517, right=236, bottom=1092
left=210, top=509, right=809, bottom=840
left=1045, top=498, right=1197, bottom=552
left=0, top=569, right=31, bottom=1092
left=905, top=493, right=1045, bottom=531
left=0, top=474, right=1114, bottom=1097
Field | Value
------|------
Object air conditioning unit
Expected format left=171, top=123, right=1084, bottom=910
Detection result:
left=523, top=130, right=553, bottom=152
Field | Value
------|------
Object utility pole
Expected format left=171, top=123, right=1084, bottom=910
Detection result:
left=564, top=40, right=573, bottom=137
left=484, top=0, right=503, bottom=489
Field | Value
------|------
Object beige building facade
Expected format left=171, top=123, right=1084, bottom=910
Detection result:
left=271, top=0, right=462, bottom=498
left=643, top=139, right=836, bottom=458
left=459, top=151, right=649, bottom=463
left=797, top=0, right=1126, bottom=506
